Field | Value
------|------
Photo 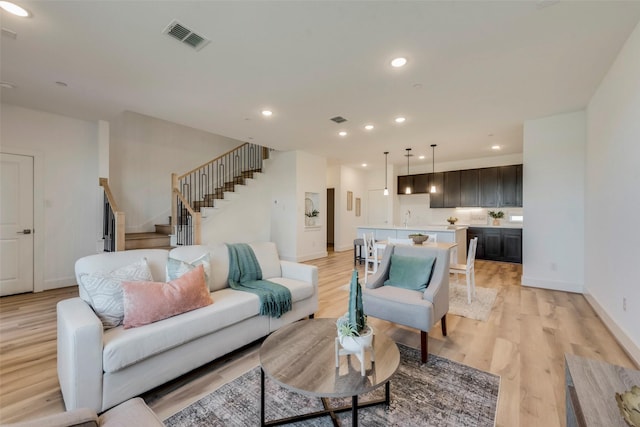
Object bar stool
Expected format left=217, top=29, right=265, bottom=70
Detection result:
left=353, top=238, right=364, bottom=266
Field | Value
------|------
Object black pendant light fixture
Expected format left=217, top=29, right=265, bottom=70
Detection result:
left=405, top=148, right=412, bottom=195
left=430, top=144, right=437, bottom=193
left=383, top=151, right=389, bottom=196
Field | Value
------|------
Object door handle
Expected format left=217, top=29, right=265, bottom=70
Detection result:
left=17, top=229, right=32, bottom=234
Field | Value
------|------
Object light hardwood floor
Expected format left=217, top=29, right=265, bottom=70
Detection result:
left=0, top=249, right=636, bottom=426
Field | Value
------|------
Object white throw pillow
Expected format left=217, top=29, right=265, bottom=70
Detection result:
left=78, top=258, right=154, bottom=329
left=166, top=252, right=211, bottom=283
left=249, top=242, right=282, bottom=279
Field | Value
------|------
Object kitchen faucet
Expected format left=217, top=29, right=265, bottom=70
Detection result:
left=404, top=210, right=411, bottom=228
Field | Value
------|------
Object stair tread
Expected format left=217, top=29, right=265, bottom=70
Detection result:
left=126, top=232, right=169, bottom=239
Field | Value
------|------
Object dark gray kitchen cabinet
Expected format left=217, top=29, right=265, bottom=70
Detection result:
left=413, top=173, right=429, bottom=194
left=397, top=175, right=412, bottom=195
left=460, top=169, right=480, bottom=207
left=502, top=228, right=523, bottom=263
left=467, top=227, right=522, bottom=263
left=499, top=165, right=523, bottom=207
left=444, top=171, right=461, bottom=208
left=428, top=172, right=444, bottom=208
left=479, top=167, right=499, bottom=207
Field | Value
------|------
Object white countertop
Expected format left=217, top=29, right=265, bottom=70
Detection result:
left=358, top=223, right=523, bottom=230
left=357, top=225, right=467, bottom=232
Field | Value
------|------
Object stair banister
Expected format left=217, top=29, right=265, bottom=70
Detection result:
left=99, top=177, right=125, bottom=252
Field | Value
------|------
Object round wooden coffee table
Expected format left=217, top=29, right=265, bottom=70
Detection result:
left=259, top=318, right=400, bottom=426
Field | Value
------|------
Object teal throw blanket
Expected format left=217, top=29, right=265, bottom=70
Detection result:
left=227, top=243, right=292, bottom=318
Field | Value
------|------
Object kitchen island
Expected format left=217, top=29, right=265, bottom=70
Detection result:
left=357, top=225, right=467, bottom=264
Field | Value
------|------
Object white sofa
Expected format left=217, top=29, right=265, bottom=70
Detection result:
left=57, top=242, right=318, bottom=413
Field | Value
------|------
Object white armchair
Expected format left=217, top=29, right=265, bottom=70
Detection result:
left=362, top=244, right=450, bottom=363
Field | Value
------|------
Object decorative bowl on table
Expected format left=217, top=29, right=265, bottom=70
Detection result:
left=408, top=234, right=429, bottom=245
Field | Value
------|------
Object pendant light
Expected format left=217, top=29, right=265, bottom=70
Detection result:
left=430, top=144, right=437, bottom=193
left=383, top=151, right=389, bottom=196
left=405, top=148, right=412, bottom=194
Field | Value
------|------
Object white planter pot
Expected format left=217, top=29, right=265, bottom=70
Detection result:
left=338, top=325, right=374, bottom=352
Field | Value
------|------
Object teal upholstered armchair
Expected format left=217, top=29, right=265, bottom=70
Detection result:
left=362, top=244, right=450, bottom=363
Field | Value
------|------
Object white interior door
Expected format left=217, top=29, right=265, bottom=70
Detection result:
left=0, top=153, right=34, bottom=296
left=368, top=189, right=388, bottom=225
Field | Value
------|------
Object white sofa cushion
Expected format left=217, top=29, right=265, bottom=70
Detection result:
left=102, top=288, right=260, bottom=373
left=248, top=242, right=282, bottom=279
left=268, top=277, right=315, bottom=302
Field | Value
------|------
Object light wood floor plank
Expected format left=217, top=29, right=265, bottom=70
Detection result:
left=0, top=250, right=636, bottom=425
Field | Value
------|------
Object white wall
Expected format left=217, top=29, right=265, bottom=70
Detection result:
left=199, top=170, right=271, bottom=246
left=110, top=111, right=241, bottom=232
left=522, top=111, right=585, bottom=293
left=268, top=151, right=327, bottom=261
left=1, top=104, right=99, bottom=290
left=296, top=151, right=328, bottom=261
left=585, top=21, right=640, bottom=362
left=334, top=166, right=369, bottom=252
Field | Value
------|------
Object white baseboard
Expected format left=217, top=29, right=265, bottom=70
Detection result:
left=43, top=277, right=76, bottom=291
left=583, top=292, right=640, bottom=368
left=521, top=275, right=583, bottom=293
left=334, top=244, right=353, bottom=252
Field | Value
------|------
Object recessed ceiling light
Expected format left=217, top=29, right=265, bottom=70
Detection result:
left=0, top=1, right=30, bottom=17
left=390, top=57, right=407, bottom=68
left=364, top=124, right=374, bottom=131
left=491, top=145, right=501, bottom=150
left=0, top=81, right=16, bottom=89
left=394, top=117, right=406, bottom=124
left=362, top=163, right=367, bottom=167
left=419, top=155, right=425, bottom=160
left=338, top=131, right=347, bottom=137
left=261, top=110, right=273, bottom=117
left=0, top=1, right=29, bottom=17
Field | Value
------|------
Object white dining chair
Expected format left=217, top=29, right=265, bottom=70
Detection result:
left=363, top=233, right=383, bottom=283
left=450, top=237, right=478, bottom=304
left=425, top=233, right=437, bottom=243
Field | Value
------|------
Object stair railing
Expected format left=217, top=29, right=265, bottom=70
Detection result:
left=171, top=143, right=269, bottom=246
left=99, top=177, right=125, bottom=252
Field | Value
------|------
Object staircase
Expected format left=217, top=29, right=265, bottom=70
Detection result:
left=190, top=170, right=260, bottom=212
left=125, top=224, right=172, bottom=250
left=172, top=143, right=269, bottom=246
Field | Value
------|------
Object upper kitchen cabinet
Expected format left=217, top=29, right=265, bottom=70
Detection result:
left=479, top=167, right=499, bottom=207
left=413, top=173, right=429, bottom=194
left=428, top=172, right=445, bottom=208
left=499, top=165, right=523, bottom=207
left=401, top=164, right=522, bottom=208
left=444, top=171, right=461, bottom=208
left=397, top=175, right=413, bottom=195
left=460, top=169, right=479, bottom=207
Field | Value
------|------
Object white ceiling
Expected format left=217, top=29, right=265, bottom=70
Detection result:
left=2, top=1, right=640, bottom=169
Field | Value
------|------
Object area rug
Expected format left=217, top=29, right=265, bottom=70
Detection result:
left=448, top=284, right=498, bottom=322
left=165, top=344, right=499, bottom=427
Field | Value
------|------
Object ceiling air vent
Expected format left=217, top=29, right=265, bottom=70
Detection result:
left=330, top=116, right=347, bottom=123
left=163, top=20, right=210, bottom=51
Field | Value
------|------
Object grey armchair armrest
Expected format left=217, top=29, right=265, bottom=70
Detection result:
left=362, top=244, right=451, bottom=363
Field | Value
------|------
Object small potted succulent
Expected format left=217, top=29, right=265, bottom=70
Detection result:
left=408, top=233, right=429, bottom=245
left=447, top=216, right=458, bottom=225
left=336, top=270, right=372, bottom=353
left=488, top=210, right=504, bottom=226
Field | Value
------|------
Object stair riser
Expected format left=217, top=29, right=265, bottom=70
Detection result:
left=125, top=236, right=170, bottom=250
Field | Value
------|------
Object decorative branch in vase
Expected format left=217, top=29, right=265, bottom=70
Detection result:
left=488, top=210, right=504, bottom=225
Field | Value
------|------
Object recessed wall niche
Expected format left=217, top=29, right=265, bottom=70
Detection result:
left=304, top=192, right=320, bottom=227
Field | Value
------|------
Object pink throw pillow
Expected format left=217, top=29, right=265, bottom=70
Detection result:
left=122, top=264, right=213, bottom=329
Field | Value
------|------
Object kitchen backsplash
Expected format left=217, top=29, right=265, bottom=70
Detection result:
left=397, top=196, right=523, bottom=227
